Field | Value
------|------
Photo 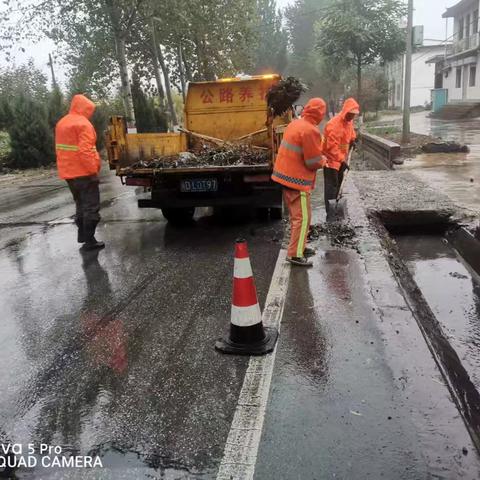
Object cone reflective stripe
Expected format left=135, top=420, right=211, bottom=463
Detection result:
left=215, top=239, right=278, bottom=356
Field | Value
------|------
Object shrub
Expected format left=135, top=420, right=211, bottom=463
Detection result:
left=7, top=94, right=55, bottom=169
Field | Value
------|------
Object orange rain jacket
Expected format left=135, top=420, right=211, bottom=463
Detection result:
left=323, top=97, right=360, bottom=171
left=271, top=98, right=327, bottom=192
left=55, top=94, right=100, bottom=180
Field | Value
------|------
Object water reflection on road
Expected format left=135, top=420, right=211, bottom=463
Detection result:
left=393, top=112, right=480, bottom=213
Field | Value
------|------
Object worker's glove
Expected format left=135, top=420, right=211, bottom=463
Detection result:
left=339, top=162, right=350, bottom=174
left=350, top=139, right=358, bottom=151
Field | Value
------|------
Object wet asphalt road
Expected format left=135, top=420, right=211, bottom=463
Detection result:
left=0, top=168, right=283, bottom=478
left=2, top=161, right=480, bottom=479
left=254, top=191, right=480, bottom=480
left=397, top=112, right=480, bottom=214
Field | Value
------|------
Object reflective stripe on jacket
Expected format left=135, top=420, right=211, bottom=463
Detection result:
left=55, top=94, right=101, bottom=180
left=323, top=97, right=359, bottom=171
left=271, top=98, right=327, bottom=192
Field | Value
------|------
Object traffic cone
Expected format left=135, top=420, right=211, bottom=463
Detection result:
left=215, top=239, right=278, bottom=355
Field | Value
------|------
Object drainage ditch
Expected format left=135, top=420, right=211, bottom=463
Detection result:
left=372, top=214, right=480, bottom=455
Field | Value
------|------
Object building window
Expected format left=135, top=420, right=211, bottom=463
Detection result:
left=466, top=14, right=471, bottom=38
left=475, top=10, right=479, bottom=33
left=470, top=66, right=476, bottom=86
left=459, top=17, right=465, bottom=40
left=396, top=83, right=401, bottom=101
left=456, top=67, right=462, bottom=88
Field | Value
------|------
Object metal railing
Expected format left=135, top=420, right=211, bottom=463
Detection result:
left=448, top=32, right=480, bottom=55
left=360, top=132, right=401, bottom=170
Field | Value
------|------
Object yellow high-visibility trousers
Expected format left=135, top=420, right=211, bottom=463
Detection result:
left=283, top=188, right=311, bottom=258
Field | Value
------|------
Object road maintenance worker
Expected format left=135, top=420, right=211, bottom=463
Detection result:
left=55, top=94, right=104, bottom=250
left=272, top=98, right=327, bottom=267
left=323, top=97, right=360, bottom=214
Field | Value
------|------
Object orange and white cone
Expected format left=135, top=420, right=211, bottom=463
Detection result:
left=215, top=239, right=278, bottom=355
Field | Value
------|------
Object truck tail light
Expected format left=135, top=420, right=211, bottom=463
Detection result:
left=125, top=177, right=152, bottom=187
left=244, top=174, right=271, bottom=183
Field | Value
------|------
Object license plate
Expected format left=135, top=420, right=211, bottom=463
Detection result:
left=181, top=178, right=218, bottom=192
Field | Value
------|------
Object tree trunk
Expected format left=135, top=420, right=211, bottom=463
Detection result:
left=184, top=51, right=193, bottom=82
left=178, top=43, right=187, bottom=102
left=195, top=35, right=214, bottom=81
left=152, top=53, right=166, bottom=105
left=201, top=38, right=215, bottom=81
left=157, top=43, right=178, bottom=127
left=116, top=35, right=136, bottom=124
left=150, top=20, right=166, bottom=109
left=357, top=55, right=362, bottom=109
left=104, top=0, right=135, bottom=124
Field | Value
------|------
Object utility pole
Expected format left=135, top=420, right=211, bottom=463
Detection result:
left=47, top=53, right=57, bottom=89
left=402, top=0, right=413, bottom=144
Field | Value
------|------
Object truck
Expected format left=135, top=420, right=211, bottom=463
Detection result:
left=105, top=74, right=290, bottom=224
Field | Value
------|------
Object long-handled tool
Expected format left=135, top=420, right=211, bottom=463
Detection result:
left=327, top=147, right=353, bottom=222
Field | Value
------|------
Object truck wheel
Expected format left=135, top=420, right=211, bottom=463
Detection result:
left=271, top=207, right=283, bottom=220
left=161, top=207, right=196, bottom=225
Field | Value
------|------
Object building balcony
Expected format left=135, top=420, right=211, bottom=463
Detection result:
left=447, top=32, right=480, bottom=56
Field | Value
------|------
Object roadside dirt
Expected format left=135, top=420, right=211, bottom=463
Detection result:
left=0, top=166, right=57, bottom=185
left=308, top=222, right=358, bottom=250
left=367, top=129, right=468, bottom=157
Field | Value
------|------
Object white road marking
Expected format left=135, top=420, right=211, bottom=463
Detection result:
left=216, top=249, right=291, bottom=480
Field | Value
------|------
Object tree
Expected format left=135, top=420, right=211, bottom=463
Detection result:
left=1, top=1, right=142, bottom=123
left=316, top=0, right=405, bottom=106
left=131, top=72, right=168, bottom=133
left=47, top=86, right=67, bottom=130
left=285, top=0, right=331, bottom=91
left=7, top=95, right=55, bottom=169
left=252, top=0, right=288, bottom=75
left=0, top=60, right=49, bottom=102
left=0, top=98, right=12, bottom=131
left=149, top=0, right=258, bottom=82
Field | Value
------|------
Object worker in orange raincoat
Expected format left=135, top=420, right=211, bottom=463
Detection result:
left=323, top=97, right=360, bottom=214
left=272, top=98, right=327, bottom=267
left=55, top=94, right=104, bottom=250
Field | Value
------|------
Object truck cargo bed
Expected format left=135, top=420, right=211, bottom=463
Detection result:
left=119, top=164, right=271, bottom=176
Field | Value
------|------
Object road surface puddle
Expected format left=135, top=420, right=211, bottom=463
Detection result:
left=395, top=234, right=480, bottom=392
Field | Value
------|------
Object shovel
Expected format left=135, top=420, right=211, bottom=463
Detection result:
left=327, top=147, right=353, bottom=222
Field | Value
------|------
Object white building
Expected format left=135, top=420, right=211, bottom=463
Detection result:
left=440, top=0, right=480, bottom=102
left=386, top=44, right=447, bottom=108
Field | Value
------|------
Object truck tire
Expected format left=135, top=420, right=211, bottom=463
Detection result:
left=161, top=207, right=196, bottom=225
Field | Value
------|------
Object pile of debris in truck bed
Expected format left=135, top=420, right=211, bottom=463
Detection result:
left=130, top=144, right=270, bottom=170
left=267, top=76, right=306, bottom=116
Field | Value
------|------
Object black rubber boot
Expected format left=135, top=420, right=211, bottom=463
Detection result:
left=287, top=256, right=313, bottom=267
left=81, top=222, right=105, bottom=251
left=75, top=218, right=85, bottom=243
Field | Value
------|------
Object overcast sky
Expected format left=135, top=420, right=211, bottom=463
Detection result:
left=277, top=0, right=458, bottom=41
left=1, top=0, right=465, bottom=87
